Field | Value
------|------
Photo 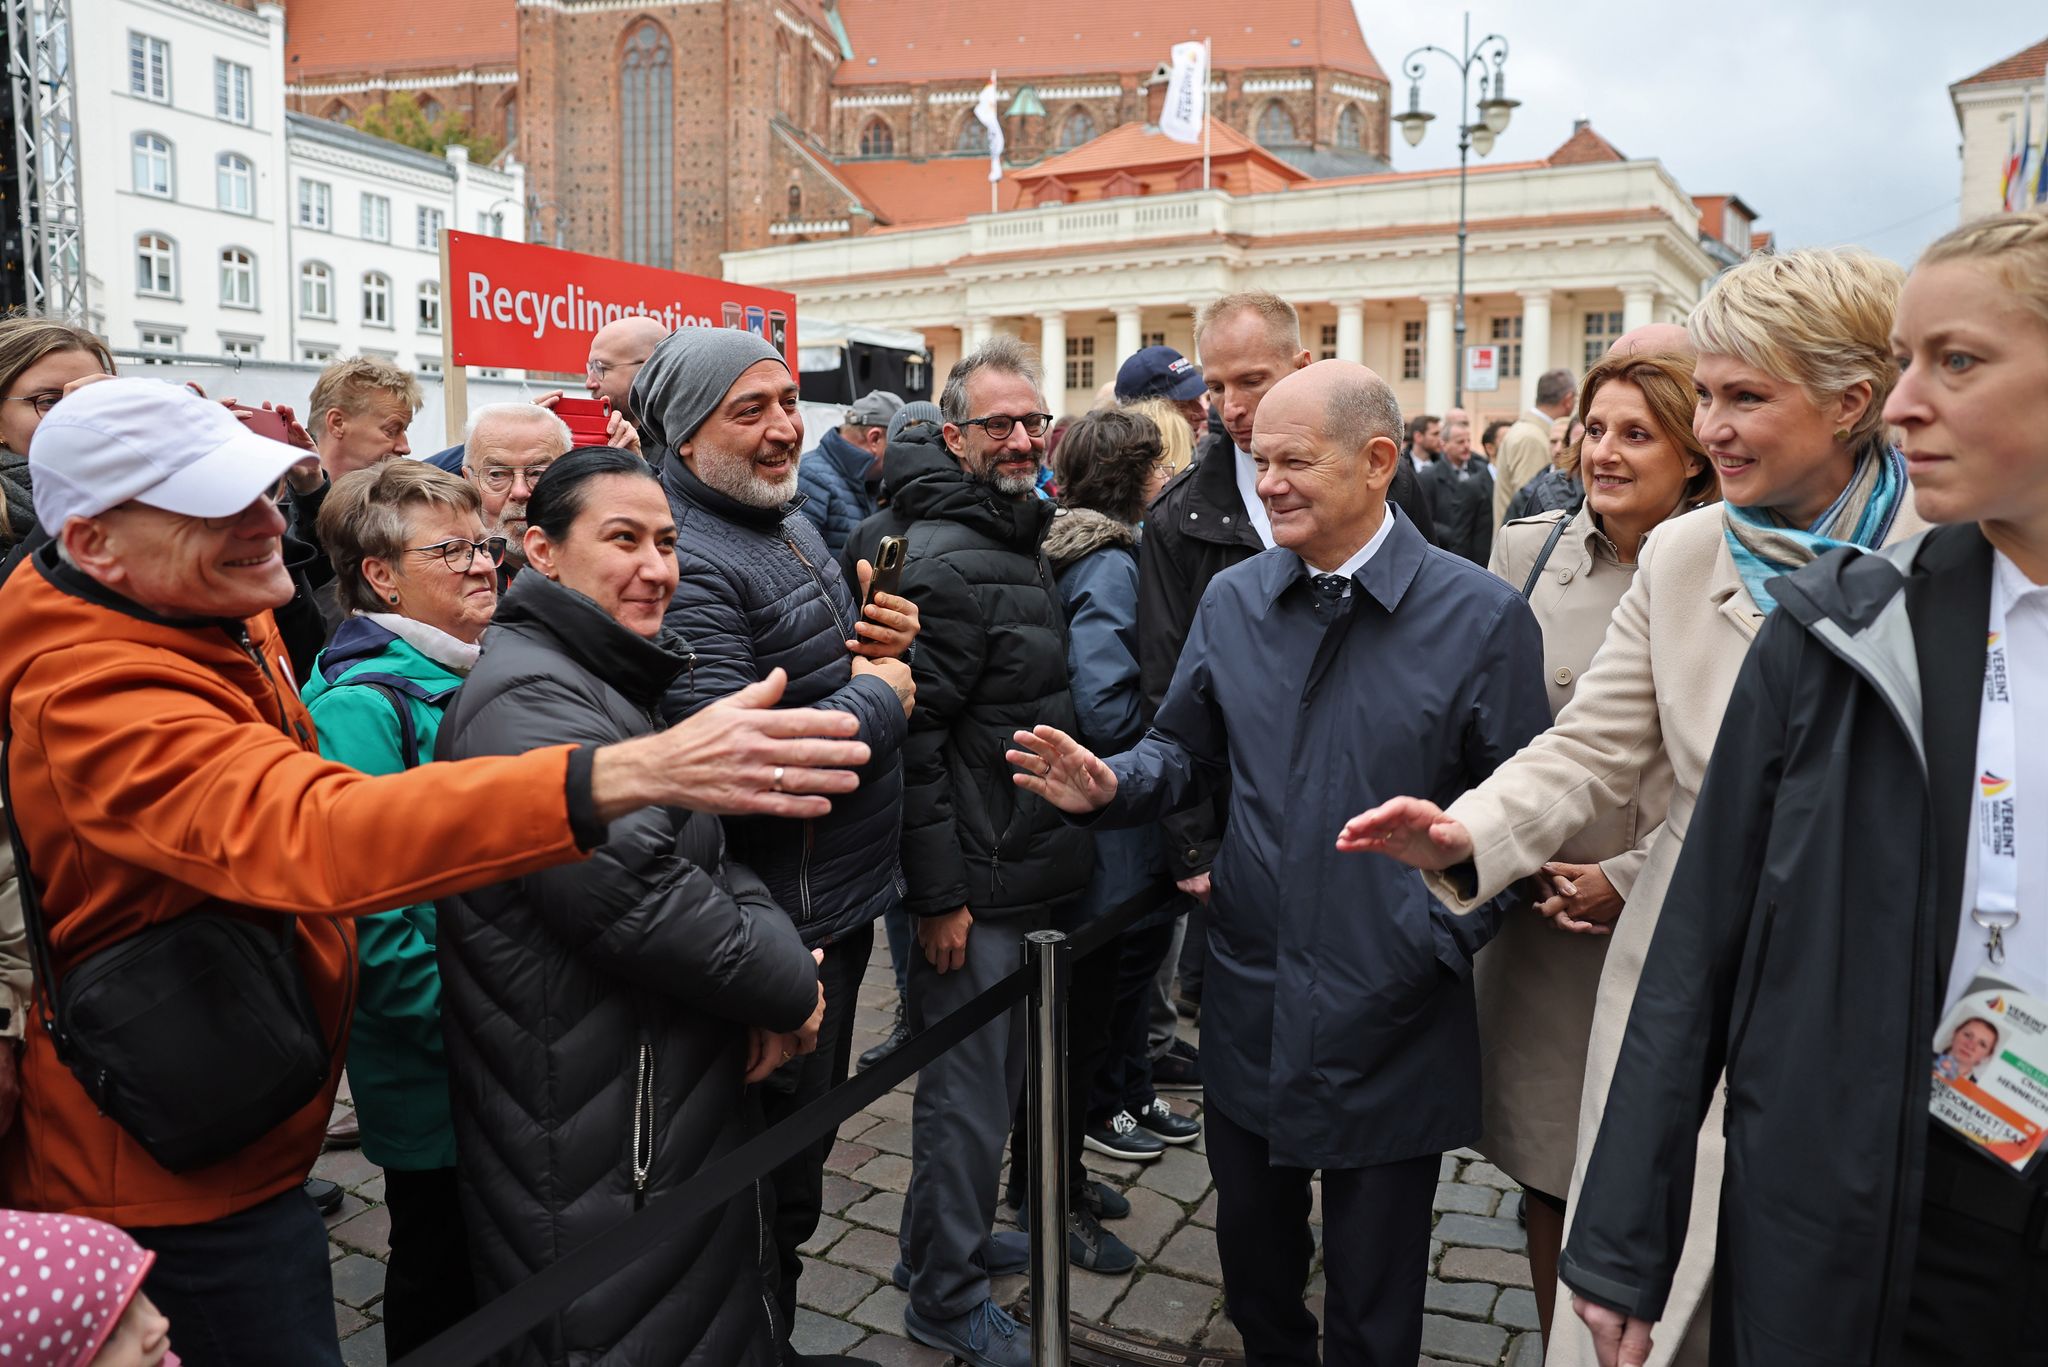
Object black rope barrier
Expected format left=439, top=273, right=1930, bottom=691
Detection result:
left=395, top=881, right=1180, bottom=1367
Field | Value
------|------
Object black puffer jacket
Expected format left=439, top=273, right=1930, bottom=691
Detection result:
left=839, top=422, right=955, bottom=586
left=659, top=456, right=907, bottom=948
left=890, top=462, right=1092, bottom=917
left=435, top=572, right=819, bottom=1367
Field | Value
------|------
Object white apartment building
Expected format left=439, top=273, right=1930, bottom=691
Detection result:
left=1951, top=37, right=2048, bottom=220
left=77, top=0, right=524, bottom=369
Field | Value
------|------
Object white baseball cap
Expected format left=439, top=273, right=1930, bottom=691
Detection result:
left=29, top=378, right=312, bottom=533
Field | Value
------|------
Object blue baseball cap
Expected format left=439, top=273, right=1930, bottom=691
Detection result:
left=1114, top=346, right=1205, bottom=404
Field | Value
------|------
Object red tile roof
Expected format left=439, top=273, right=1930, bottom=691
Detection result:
left=284, top=0, right=516, bottom=80
left=1017, top=118, right=1306, bottom=183
left=1955, top=37, right=2048, bottom=88
left=832, top=0, right=1384, bottom=86
left=1546, top=123, right=1625, bottom=166
left=833, top=157, right=1030, bottom=223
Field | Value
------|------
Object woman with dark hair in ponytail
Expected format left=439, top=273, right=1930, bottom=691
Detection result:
left=435, top=447, right=829, bottom=1365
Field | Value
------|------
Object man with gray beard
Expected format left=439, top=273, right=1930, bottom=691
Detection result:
left=631, top=327, right=921, bottom=1366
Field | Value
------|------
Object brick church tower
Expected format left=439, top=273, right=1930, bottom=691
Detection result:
left=516, top=0, right=841, bottom=275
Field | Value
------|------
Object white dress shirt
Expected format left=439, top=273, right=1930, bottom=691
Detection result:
left=1232, top=445, right=1276, bottom=551
left=1302, top=505, right=1398, bottom=593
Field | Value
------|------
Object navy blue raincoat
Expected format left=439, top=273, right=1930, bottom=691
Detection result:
left=1086, top=510, right=1549, bottom=1167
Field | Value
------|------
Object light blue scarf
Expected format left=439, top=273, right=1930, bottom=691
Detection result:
left=1722, top=443, right=1907, bottom=615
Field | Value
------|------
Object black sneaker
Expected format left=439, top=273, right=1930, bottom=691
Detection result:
left=1131, top=1097, right=1200, bottom=1146
left=1064, top=1207, right=1137, bottom=1274
left=305, top=1177, right=345, bottom=1215
left=1083, top=1110, right=1166, bottom=1162
left=856, top=1005, right=910, bottom=1074
left=1151, top=1038, right=1201, bottom=1091
left=1006, top=1179, right=1130, bottom=1222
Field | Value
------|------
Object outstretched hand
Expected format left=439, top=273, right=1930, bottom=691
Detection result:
left=1334, top=796, right=1475, bottom=868
left=1007, top=725, right=1117, bottom=814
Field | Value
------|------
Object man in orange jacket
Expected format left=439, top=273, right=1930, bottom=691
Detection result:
left=0, top=378, right=872, bottom=1364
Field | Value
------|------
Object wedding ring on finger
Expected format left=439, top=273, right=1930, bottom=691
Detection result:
left=771, top=766, right=786, bottom=791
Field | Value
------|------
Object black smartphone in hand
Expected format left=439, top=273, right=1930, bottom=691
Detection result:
left=863, top=535, right=907, bottom=612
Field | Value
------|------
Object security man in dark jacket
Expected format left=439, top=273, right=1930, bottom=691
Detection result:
left=630, top=327, right=918, bottom=1358
left=890, top=335, right=1092, bottom=1367
left=797, top=389, right=901, bottom=560
left=1139, top=293, right=1434, bottom=1034
left=1417, top=410, right=1495, bottom=565
left=1015, top=361, right=1546, bottom=1366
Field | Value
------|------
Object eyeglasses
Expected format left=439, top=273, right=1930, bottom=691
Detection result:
left=197, top=478, right=291, bottom=532
left=474, top=462, right=551, bottom=493
left=3, top=391, right=63, bottom=417
left=958, top=412, right=1054, bottom=441
left=586, top=357, right=650, bottom=381
left=405, top=536, right=509, bottom=573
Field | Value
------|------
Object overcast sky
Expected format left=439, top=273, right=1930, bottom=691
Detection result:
left=1352, top=1, right=2044, bottom=262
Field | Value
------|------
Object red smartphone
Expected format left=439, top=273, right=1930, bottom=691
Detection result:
left=553, top=396, right=613, bottom=446
left=233, top=406, right=291, bottom=443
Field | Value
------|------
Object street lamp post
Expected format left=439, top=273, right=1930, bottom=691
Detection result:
left=1394, top=13, right=1518, bottom=410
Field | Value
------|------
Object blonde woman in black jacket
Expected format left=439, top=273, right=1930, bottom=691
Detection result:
left=1562, top=209, right=2048, bottom=1367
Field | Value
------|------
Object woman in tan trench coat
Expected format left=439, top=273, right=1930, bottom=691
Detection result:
left=1478, top=349, right=1716, bottom=1347
left=1341, top=247, right=1929, bottom=1367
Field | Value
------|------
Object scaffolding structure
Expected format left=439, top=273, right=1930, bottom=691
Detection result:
left=1, top=0, right=82, bottom=316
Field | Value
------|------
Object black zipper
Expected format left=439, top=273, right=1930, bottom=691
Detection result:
left=630, top=1035, right=654, bottom=1211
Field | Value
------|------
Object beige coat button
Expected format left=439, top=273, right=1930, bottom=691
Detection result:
left=1554, top=666, right=1574, bottom=686
left=1556, top=567, right=1574, bottom=584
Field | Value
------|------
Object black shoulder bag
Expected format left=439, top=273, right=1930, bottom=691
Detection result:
left=0, top=733, right=339, bottom=1173
left=1519, top=514, right=1574, bottom=600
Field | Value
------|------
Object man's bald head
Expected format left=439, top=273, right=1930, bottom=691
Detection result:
left=1252, top=361, right=1402, bottom=568
left=1607, top=322, right=1694, bottom=360
left=586, top=316, right=670, bottom=411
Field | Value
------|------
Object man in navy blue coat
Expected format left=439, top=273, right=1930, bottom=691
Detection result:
left=1012, top=360, right=1548, bottom=1365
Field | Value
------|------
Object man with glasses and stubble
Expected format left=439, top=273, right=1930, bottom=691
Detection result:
left=458, top=402, right=573, bottom=579
left=887, top=336, right=1094, bottom=1367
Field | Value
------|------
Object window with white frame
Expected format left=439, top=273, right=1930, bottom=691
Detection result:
left=361, top=194, right=390, bottom=242
left=299, top=262, right=333, bottom=319
left=477, top=368, right=505, bottom=379
left=1320, top=323, right=1338, bottom=360
left=216, top=154, right=253, bottom=214
left=362, top=272, right=391, bottom=327
left=219, top=248, right=256, bottom=308
left=136, top=234, right=176, bottom=296
left=1401, top=319, right=1424, bottom=381
left=475, top=210, right=504, bottom=236
left=220, top=335, right=260, bottom=360
left=128, top=33, right=169, bottom=102
left=132, top=134, right=173, bottom=197
left=1490, top=315, right=1523, bottom=380
left=416, top=356, right=443, bottom=376
left=416, top=207, right=444, bottom=250
left=1065, top=335, right=1095, bottom=392
left=137, top=328, right=182, bottom=359
left=417, top=280, right=441, bottom=332
left=1582, top=310, right=1623, bottom=370
left=297, top=179, right=331, bottom=230
left=300, top=342, right=338, bottom=364
left=213, top=60, right=252, bottom=125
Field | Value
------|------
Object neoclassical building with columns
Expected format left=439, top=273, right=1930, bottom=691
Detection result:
left=727, top=119, right=1760, bottom=428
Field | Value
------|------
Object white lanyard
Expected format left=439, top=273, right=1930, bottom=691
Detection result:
left=1975, top=569, right=2020, bottom=962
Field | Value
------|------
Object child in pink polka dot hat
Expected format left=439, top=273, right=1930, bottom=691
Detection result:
left=0, top=1211, right=176, bottom=1366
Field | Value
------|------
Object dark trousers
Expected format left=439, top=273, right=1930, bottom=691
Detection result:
left=763, top=919, right=873, bottom=1352
left=1205, top=1102, right=1435, bottom=1366
left=1007, top=927, right=1121, bottom=1195
left=382, top=1165, right=477, bottom=1360
left=129, top=1186, right=343, bottom=1367
left=1178, top=897, right=1208, bottom=998
left=1090, top=919, right=1178, bottom=1118
left=1899, top=1134, right=2048, bottom=1365
left=882, top=902, right=912, bottom=999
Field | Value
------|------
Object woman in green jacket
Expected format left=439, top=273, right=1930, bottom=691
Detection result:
left=305, top=460, right=506, bottom=1358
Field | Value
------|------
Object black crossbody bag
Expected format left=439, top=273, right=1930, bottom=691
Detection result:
left=0, top=733, right=341, bottom=1173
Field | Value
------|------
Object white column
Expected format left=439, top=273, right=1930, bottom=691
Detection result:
left=1517, top=289, right=1553, bottom=414
left=1335, top=300, right=1365, bottom=364
left=1038, top=311, right=1067, bottom=406
left=964, top=316, right=994, bottom=348
left=1423, top=294, right=1456, bottom=417
left=1114, top=306, right=1143, bottom=368
left=1622, top=286, right=1657, bottom=334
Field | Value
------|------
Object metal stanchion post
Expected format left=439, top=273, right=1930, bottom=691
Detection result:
left=1025, top=929, right=1071, bottom=1367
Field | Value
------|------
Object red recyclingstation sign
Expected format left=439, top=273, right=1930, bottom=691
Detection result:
left=445, top=231, right=798, bottom=374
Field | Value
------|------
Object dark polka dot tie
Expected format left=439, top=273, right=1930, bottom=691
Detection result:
left=1309, top=573, right=1349, bottom=621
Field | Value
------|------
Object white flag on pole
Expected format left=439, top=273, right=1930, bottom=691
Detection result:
left=1159, top=40, right=1209, bottom=145
left=974, top=78, right=1006, bottom=183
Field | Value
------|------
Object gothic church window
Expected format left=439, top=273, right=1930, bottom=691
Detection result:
left=620, top=21, right=674, bottom=267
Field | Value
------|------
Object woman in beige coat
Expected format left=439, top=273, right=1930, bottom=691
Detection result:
left=1478, top=349, right=1715, bottom=1347
left=1340, top=248, right=1929, bottom=1367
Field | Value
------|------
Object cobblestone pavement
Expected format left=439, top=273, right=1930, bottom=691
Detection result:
left=324, top=938, right=1542, bottom=1366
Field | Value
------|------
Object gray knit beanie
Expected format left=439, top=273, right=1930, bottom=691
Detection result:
left=887, top=400, right=944, bottom=444
left=630, top=327, right=789, bottom=456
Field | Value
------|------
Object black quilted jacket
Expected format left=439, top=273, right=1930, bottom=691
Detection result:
left=658, top=455, right=908, bottom=949
left=888, top=462, right=1093, bottom=917
left=435, top=572, right=819, bottom=1367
